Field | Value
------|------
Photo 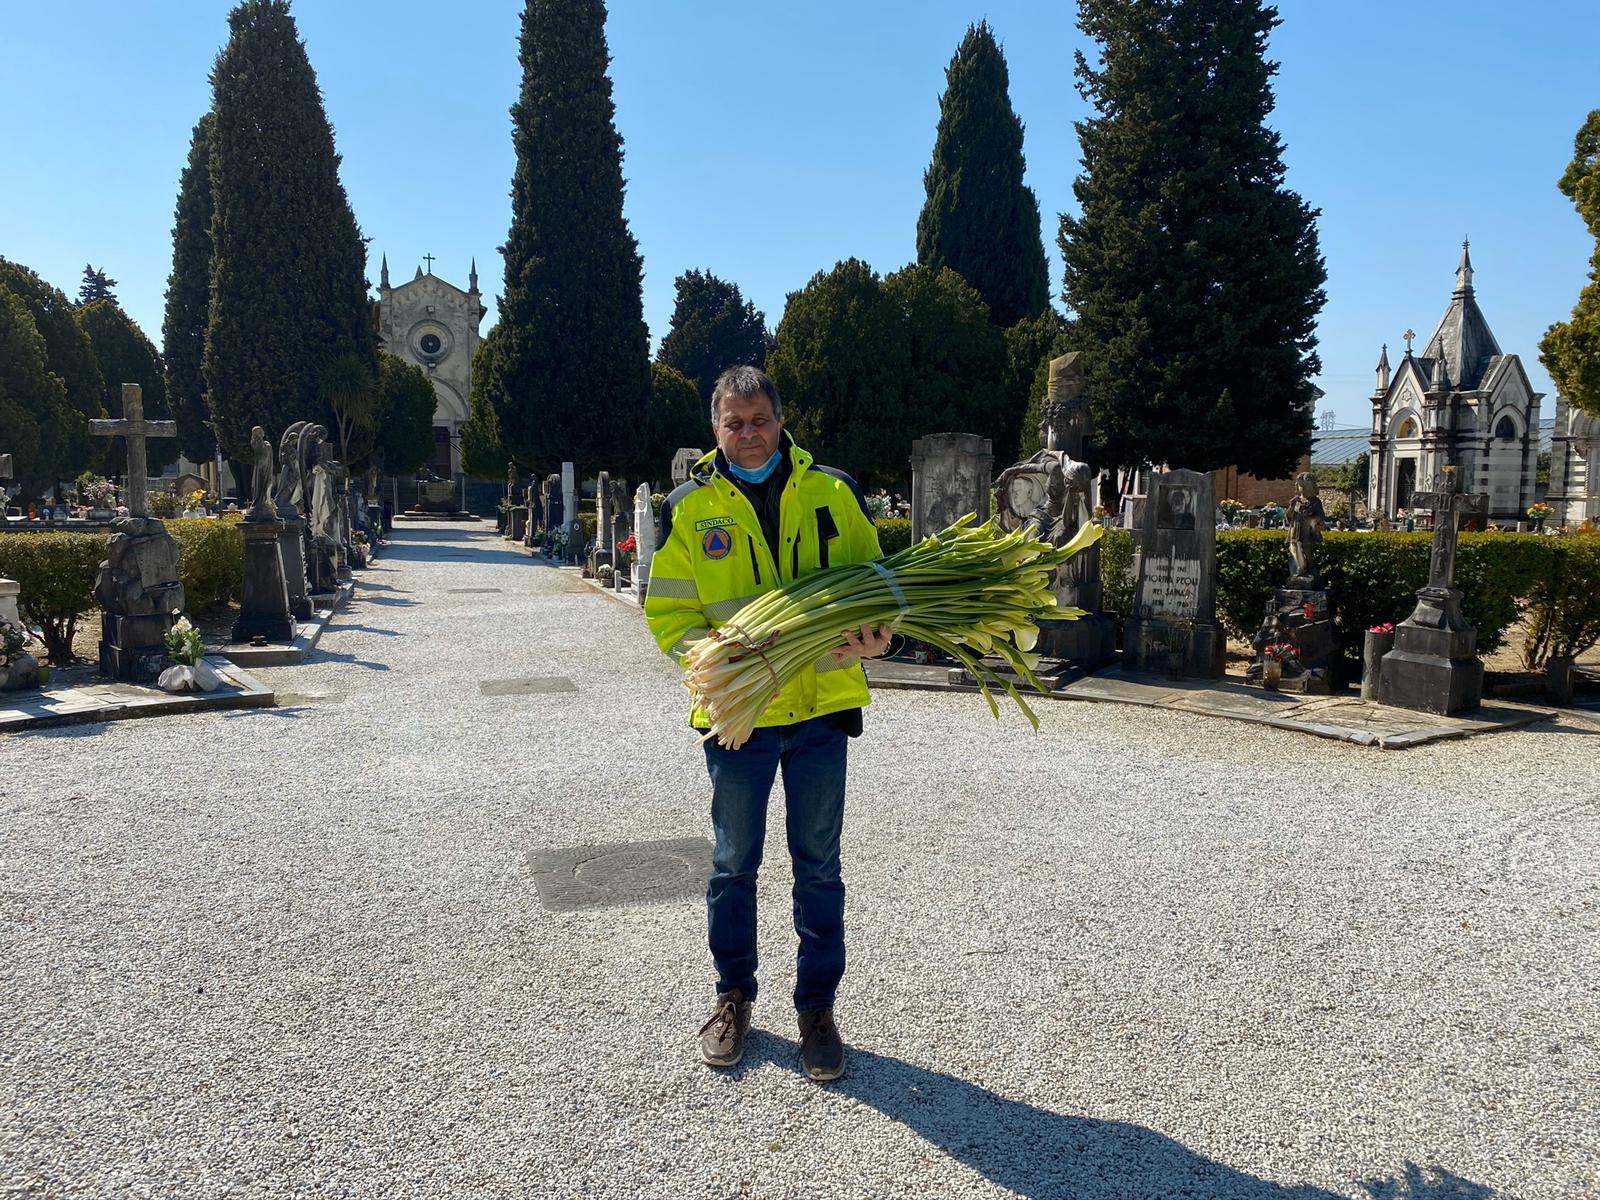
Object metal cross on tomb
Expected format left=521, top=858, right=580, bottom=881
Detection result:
left=1409, top=467, right=1488, bottom=592
left=89, top=383, right=177, bottom=519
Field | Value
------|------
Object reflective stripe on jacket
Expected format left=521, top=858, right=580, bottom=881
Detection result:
left=643, top=438, right=882, bottom=730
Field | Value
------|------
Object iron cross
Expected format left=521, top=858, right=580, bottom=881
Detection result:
left=422, top=253, right=435, bottom=274
left=89, top=384, right=177, bottom=519
left=1408, top=466, right=1488, bottom=592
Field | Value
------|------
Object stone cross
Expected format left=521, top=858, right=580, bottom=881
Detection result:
left=89, top=384, right=177, bottom=519
left=1409, top=467, right=1487, bottom=591
left=1403, top=329, right=1416, bottom=354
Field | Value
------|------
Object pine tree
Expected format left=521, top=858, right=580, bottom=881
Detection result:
left=1061, top=0, right=1325, bottom=478
left=163, top=111, right=217, bottom=464
left=641, top=362, right=705, bottom=481
left=1541, top=110, right=1600, bottom=419
left=656, top=270, right=769, bottom=403
left=204, top=0, right=375, bottom=468
left=78, top=299, right=177, bottom=474
left=480, top=0, right=650, bottom=477
left=916, top=21, right=1050, bottom=329
left=767, top=260, right=1005, bottom=487
left=0, top=258, right=105, bottom=482
left=77, top=265, right=119, bottom=306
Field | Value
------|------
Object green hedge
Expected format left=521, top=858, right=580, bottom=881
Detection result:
left=168, top=517, right=245, bottom=612
left=875, top=519, right=912, bottom=555
left=0, top=532, right=105, bottom=664
left=0, top=519, right=247, bottom=664
left=1099, top=527, right=1135, bottom=619
left=1210, top=529, right=1554, bottom=663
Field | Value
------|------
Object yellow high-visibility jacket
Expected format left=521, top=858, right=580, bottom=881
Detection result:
left=644, top=438, right=882, bottom=730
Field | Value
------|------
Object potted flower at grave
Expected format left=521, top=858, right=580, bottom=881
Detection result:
left=158, top=613, right=222, bottom=693
left=1260, top=641, right=1293, bottom=689
left=617, top=533, right=638, bottom=561
left=1361, top=622, right=1395, bottom=701
left=1527, top=502, right=1553, bottom=532
left=0, top=616, right=42, bottom=692
left=1218, top=498, right=1247, bottom=527
left=180, top=489, right=208, bottom=519
left=76, top=472, right=117, bottom=520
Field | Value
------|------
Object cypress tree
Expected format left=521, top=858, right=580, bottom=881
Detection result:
left=204, top=0, right=375, bottom=469
left=641, top=361, right=706, bottom=480
left=79, top=300, right=177, bottom=474
left=0, top=258, right=105, bottom=482
left=656, top=270, right=769, bottom=403
left=461, top=327, right=509, bottom=478
left=0, top=284, right=68, bottom=494
left=916, top=21, right=1050, bottom=329
left=481, top=0, right=650, bottom=477
left=1061, top=0, right=1325, bottom=479
left=163, top=111, right=217, bottom=464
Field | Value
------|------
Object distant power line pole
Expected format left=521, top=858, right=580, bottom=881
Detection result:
left=1318, top=409, right=1336, bottom=431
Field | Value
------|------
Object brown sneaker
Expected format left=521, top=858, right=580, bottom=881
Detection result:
left=797, top=1008, right=845, bottom=1082
left=698, top=990, right=751, bottom=1068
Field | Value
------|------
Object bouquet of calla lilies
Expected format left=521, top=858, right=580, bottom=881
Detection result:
left=682, top=514, right=1103, bottom=749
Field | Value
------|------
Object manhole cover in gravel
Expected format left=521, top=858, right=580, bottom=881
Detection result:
left=526, top=837, right=712, bottom=912
left=447, top=588, right=503, bottom=594
left=479, top=675, right=577, bottom=697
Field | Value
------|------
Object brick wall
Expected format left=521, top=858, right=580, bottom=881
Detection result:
left=1215, top=454, right=1312, bottom=507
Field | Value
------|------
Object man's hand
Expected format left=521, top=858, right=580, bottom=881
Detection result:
left=830, top=623, right=894, bottom=664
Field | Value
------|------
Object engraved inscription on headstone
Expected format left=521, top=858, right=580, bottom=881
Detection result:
left=1138, top=555, right=1201, bottom=620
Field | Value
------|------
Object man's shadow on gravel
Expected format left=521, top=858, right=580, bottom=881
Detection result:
left=750, top=1038, right=1492, bottom=1200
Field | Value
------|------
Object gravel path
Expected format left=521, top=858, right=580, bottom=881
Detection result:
left=3, top=521, right=1596, bottom=1199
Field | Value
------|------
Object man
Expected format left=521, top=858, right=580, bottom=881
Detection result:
left=644, top=365, right=891, bottom=1082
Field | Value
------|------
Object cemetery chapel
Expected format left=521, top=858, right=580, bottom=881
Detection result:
left=1366, top=242, right=1541, bottom=523
left=374, top=255, right=485, bottom=480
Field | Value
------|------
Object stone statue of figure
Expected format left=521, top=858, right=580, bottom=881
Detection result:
left=297, top=424, right=328, bottom=521
left=1287, top=471, right=1326, bottom=584
left=993, top=397, right=1102, bottom=612
left=274, top=421, right=307, bottom=511
left=507, top=461, right=517, bottom=501
left=248, top=426, right=277, bottom=520
left=366, top=465, right=380, bottom=506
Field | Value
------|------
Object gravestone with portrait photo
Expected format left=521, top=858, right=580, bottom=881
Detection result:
left=1122, top=468, right=1225, bottom=678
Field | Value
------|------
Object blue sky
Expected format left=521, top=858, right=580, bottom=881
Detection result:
left=5, top=1, right=1597, bottom=428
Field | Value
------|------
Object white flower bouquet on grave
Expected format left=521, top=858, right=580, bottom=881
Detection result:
left=158, top=614, right=221, bottom=693
left=682, top=514, right=1103, bottom=749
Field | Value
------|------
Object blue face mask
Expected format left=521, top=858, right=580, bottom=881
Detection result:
left=727, top=449, right=782, bottom=484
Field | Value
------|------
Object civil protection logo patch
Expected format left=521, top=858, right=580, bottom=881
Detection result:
left=702, top=527, right=734, bottom=560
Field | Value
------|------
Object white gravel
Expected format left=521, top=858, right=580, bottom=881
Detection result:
left=2, top=521, right=1596, bottom=1199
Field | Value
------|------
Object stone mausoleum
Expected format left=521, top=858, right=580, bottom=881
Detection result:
left=1366, top=243, right=1541, bottom=523
left=375, top=256, right=485, bottom=479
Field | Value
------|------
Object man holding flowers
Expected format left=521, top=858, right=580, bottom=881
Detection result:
left=645, top=365, right=891, bottom=1081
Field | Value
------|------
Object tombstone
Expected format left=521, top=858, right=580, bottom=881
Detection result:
left=1122, top=468, right=1225, bottom=678
left=566, top=517, right=586, bottom=566
left=1376, top=467, right=1489, bottom=714
left=1244, top=472, right=1336, bottom=692
left=508, top=504, right=528, bottom=543
left=992, top=388, right=1115, bottom=667
left=231, top=426, right=296, bottom=644
left=329, top=461, right=353, bottom=582
left=588, top=473, right=611, bottom=579
left=89, top=385, right=184, bottom=681
left=632, top=483, right=655, bottom=601
left=671, top=447, right=704, bottom=488
left=0, top=454, right=18, bottom=624
left=910, top=434, right=992, bottom=541
left=561, top=462, right=576, bottom=524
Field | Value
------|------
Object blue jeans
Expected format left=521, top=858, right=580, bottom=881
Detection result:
left=703, top=718, right=848, bottom=1012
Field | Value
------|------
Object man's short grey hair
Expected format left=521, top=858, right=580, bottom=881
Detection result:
left=710, top=365, right=782, bottom=427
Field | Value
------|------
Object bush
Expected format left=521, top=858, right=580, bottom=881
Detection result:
left=875, top=519, right=912, bottom=555
left=1098, top=526, right=1135, bottom=619
left=168, top=518, right=244, bottom=611
left=1522, top=533, right=1600, bottom=667
left=0, top=532, right=104, bottom=664
left=1211, top=529, right=1557, bottom=666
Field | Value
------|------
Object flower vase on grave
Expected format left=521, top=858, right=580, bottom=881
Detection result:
left=1261, top=656, right=1282, bottom=689
left=1361, top=628, right=1394, bottom=701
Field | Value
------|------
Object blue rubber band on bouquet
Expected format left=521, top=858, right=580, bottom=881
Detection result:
left=869, top=561, right=910, bottom=624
